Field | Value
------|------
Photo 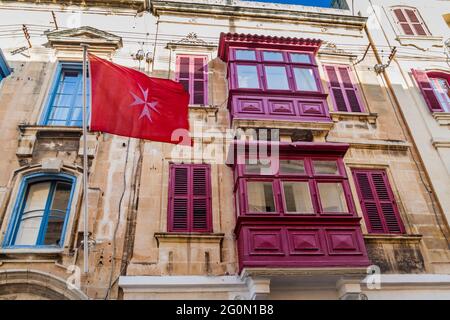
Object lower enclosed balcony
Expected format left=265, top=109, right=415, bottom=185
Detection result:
left=230, top=141, right=370, bottom=272
left=235, top=216, right=369, bottom=272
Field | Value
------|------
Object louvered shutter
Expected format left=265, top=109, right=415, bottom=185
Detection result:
left=170, top=165, right=189, bottom=231
left=193, top=57, right=208, bottom=105
left=168, top=164, right=211, bottom=232
left=393, top=8, right=414, bottom=35
left=404, top=9, right=427, bottom=36
left=412, top=69, right=444, bottom=112
left=325, top=66, right=347, bottom=112
left=325, top=65, right=363, bottom=112
left=393, top=8, right=429, bottom=36
left=176, top=56, right=191, bottom=98
left=353, top=170, right=405, bottom=234
left=192, top=166, right=210, bottom=231
left=175, top=55, right=208, bottom=105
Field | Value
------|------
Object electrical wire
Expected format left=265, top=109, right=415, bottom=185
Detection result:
left=104, top=137, right=131, bottom=300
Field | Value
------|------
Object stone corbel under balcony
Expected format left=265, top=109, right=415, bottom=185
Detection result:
left=16, top=125, right=98, bottom=160
left=433, top=112, right=450, bottom=126
left=330, top=111, right=378, bottom=125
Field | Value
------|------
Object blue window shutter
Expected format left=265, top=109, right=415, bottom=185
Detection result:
left=41, top=62, right=90, bottom=126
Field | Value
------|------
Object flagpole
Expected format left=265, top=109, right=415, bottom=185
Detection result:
left=81, top=43, right=89, bottom=274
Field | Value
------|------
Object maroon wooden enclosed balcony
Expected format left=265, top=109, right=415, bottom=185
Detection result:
left=229, top=141, right=370, bottom=271
left=218, top=33, right=332, bottom=126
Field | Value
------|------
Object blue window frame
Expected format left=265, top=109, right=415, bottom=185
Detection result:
left=2, top=173, right=76, bottom=249
left=0, top=49, right=11, bottom=82
left=40, top=62, right=90, bottom=127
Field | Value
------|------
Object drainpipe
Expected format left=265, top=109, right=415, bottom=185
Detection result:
left=364, top=25, right=450, bottom=243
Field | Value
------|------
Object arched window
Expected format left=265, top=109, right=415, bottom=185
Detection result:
left=412, top=70, right=450, bottom=113
left=3, top=173, right=76, bottom=248
left=391, top=6, right=430, bottom=36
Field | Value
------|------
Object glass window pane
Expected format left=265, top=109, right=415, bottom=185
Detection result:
left=280, top=160, right=305, bottom=175
left=317, top=183, right=348, bottom=213
left=14, top=182, right=51, bottom=246
left=290, top=53, right=311, bottom=64
left=313, top=160, right=339, bottom=175
left=245, top=158, right=278, bottom=175
left=283, top=181, right=314, bottom=214
left=237, top=65, right=260, bottom=88
left=44, top=182, right=71, bottom=246
left=263, top=51, right=283, bottom=61
left=294, top=68, right=318, bottom=91
left=235, top=50, right=256, bottom=60
left=247, top=181, right=276, bottom=213
left=265, top=66, right=289, bottom=90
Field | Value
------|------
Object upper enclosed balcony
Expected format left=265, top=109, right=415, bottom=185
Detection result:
left=218, top=33, right=332, bottom=132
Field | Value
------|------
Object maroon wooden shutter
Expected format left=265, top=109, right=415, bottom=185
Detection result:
left=393, top=8, right=414, bottom=35
left=325, top=66, right=347, bottom=112
left=169, top=164, right=211, bottom=232
left=393, top=7, right=428, bottom=36
left=193, top=57, right=207, bottom=105
left=404, top=9, right=427, bottom=36
left=325, top=65, right=363, bottom=112
left=175, top=55, right=208, bottom=105
left=192, top=166, right=210, bottom=231
left=170, top=165, right=189, bottom=231
left=412, top=69, right=444, bottom=112
left=176, top=56, right=190, bottom=97
left=353, top=169, right=405, bottom=234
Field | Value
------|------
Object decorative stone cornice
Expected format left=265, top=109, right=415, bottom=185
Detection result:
left=1, top=0, right=146, bottom=11
left=45, top=26, right=122, bottom=55
left=166, top=32, right=217, bottom=50
left=151, top=0, right=367, bottom=29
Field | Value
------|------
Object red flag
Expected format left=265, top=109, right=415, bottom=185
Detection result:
left=88, top=54, right=191, bottom=145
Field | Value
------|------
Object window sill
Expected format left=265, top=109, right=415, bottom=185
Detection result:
left=17, top=124, right=98, bottom=159
left=432, top=112, right=450, bottom=126
left=189, top=104, right=219, bottom=112
left=154, top=232, right=224, bottom=247
left=395, top=35, right=444, bottom=50
left=0, top=247, right=64, bottom=259
left=330, top=111, right=378, bottom=124
left=363, top=234, right=422, bottom=244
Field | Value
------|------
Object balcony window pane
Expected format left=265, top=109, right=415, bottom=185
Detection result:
left=313, top=160, right=339, bottom=175
left=317, top=183, right=348, bottom=213
left=283, top=181, right=314, bottom=214
left=294, top=67, right=318, bottom=91
left=265, top=66, right=289, bottom=90
left=237, top=65, right=260, bottom=88
left=290, top=53, right=311, bottom=64
left=247, top=181, right=276, bottom=213
left=263, top=51, right=284, bottom=62
left=279, top=160, right=306, bottom=175
left=235, top=50, right=256, bottom=60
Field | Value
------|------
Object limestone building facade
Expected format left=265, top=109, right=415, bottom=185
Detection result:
left=0, top=0, right=449, bottom=300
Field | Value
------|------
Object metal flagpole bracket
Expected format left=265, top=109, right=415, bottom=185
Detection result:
left=81, top=43, right=90, bottom=274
